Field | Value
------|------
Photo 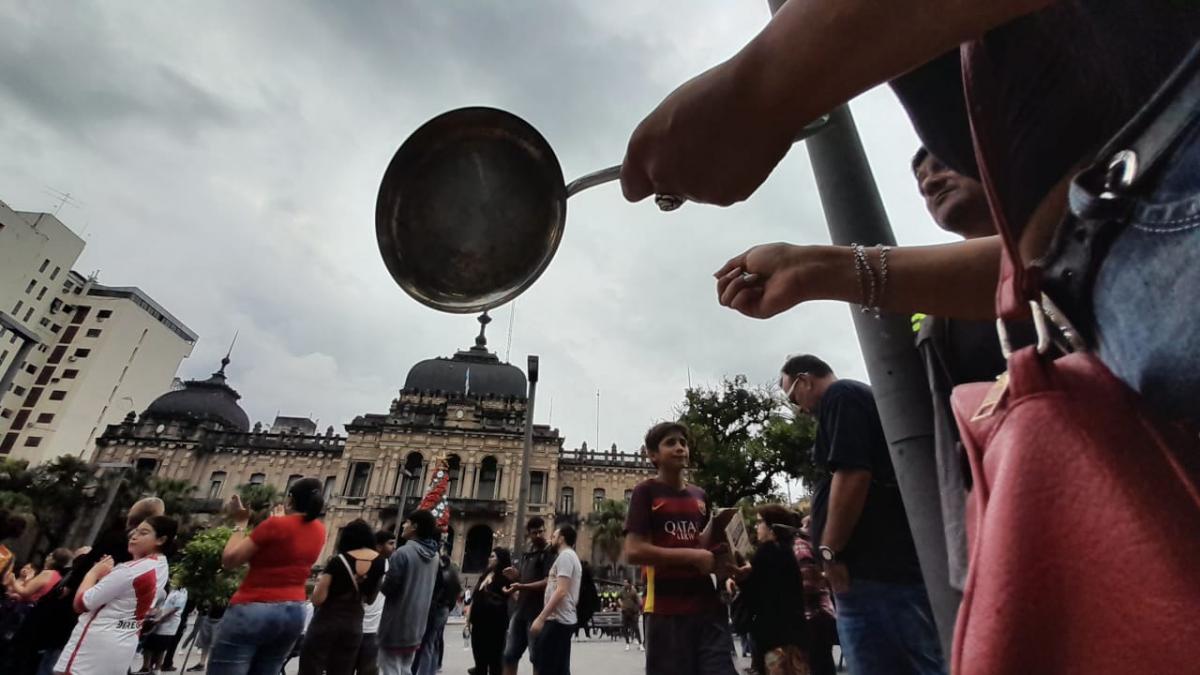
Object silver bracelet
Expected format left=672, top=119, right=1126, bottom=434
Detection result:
left=850, top=243, right=875, bottom=312
left=874, top=245, right=891, bottom=317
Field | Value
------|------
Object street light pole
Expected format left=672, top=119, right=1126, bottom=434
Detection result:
left=86, top=462, right=132, bottom=545
left=763, top=0, right=960, bottom=656
left=512, top=355, right=539, bottom=557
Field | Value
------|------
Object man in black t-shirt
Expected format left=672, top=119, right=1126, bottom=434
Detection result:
left=499, top=517, right=556, bottom=675
left=780, top=354, right=944, bottom=675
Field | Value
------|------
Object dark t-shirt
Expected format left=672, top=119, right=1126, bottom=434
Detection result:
left=739, top=540, right=807, bottom=652
left=514, top=544, right=556, bottom=618
left=624, top=479, right=720, bottom=615
left=318, top=553, right=384, bottom=619
left=809, top=380, right=922, bottom=584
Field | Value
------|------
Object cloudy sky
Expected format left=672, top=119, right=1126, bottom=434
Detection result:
left=0, top=1, right=954, bottom=454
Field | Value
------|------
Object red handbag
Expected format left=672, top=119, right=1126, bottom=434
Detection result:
left=950, top=45, right=1200, bottom=675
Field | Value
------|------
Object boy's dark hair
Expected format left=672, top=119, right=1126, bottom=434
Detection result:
left=911, top=146, right=930, bottom=175
left=526, top=516, right=545, bottom=532
left=407, top=509, right=438, bottom=540
left=643, top=421, right=692, bottom=455
left=556, top=524, right=578, bottom=547
left=375, top=529, right=396, bottom=547
left=781, top=354, right=833, bottom=379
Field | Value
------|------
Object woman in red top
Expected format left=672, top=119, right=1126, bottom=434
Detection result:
left=208, top=477, right=326, bottom=675
left=5, top=548, right=72, bottom=602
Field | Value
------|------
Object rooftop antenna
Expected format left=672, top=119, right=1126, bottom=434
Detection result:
left=687, top=364, right=693, bottom=390
left=595, top=389, right=600, bottom=454
left=219, top=331, right=238, bottom=375
left=504, top=302, right=516, bottom=362
left=42, top=187, right=83, bottom=217
left=547, top=396, right=554, bottom=427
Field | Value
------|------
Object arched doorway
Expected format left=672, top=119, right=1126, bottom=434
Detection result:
left=463, top=524, right=494, bottom=573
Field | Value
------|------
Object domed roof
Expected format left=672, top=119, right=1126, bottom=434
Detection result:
left=144, top=356, right=251, bottom=432
left=404, top=313, right=527, bottom=398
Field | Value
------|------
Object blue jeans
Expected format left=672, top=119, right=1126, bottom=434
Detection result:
left=834, top=579, right=946, bottom=675
left=415, top=606, right=449, bottom=675
left=1094, top=108, right=1200, bottom=426
left=207, top=602, right=307, bottom=675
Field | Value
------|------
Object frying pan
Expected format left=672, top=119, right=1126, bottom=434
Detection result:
left=376, top=106, right=827, bottom=313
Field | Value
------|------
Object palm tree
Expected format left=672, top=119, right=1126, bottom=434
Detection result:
left=587, top=499, right=628, bottom=572
left=237, top=483, right=282, bottom=524
left=148, top=477, right=199, bottom=529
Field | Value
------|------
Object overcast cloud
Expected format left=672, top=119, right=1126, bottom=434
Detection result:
left=0, top=0, right=954, bottom=453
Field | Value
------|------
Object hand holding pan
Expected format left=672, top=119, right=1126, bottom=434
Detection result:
left=375, top=106, right=828, bottom=314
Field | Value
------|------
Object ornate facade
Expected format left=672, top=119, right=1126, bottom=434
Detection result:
left=92, top=317, right=655, bottom=582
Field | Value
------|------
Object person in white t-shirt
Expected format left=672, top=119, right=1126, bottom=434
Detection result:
left=138, top=586, right=188, bottom=674
left=354, top=530, right=396, bottom=675
left=529, top=525, right=581, bottom=675
left=55, top=515, right=177, bottom=675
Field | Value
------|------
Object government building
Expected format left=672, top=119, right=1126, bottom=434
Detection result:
left=91, top=315, right=655, bottom=581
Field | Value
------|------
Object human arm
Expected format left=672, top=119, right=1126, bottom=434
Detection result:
left=621, top=0, right=1055, bottom=206
left=531, top=574, right=572, bottom=637
left=220, top=495, right=257, bottom=570
left=506, top=578, right=548, bottom=595
left=715, top=238, right=1001, bottom=321
left=381, top=550, right=407, bottom=598
left=72, top=555, right=117, bottom=613
left=310, top=571, right=333, bottom=607
left=10, top=568, right=56, bottom=601
left=821, top=469, right=872, bottom=593
left=623, top=533, right=714, bottom=574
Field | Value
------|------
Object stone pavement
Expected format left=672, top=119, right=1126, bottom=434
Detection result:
left=156, top=618, right=771, bottom=674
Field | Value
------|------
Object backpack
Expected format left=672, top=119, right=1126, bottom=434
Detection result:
left=576, top=565, right=600, bottom=627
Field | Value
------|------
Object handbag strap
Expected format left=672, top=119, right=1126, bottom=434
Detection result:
left=338, top=554, right=361, bottom=596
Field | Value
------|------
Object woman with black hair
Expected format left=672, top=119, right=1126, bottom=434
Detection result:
left=54, top=515, right=177, bottom=675
left=298, top=519, right=384, bottom=675
left=729, top=505, right=809, bottom=675
left=466, top=547, right=511, bottom=675
left=210, top=477, right=326, bottom=675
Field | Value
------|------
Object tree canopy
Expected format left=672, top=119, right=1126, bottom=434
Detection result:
left=676, top=375, right=818, bottom=507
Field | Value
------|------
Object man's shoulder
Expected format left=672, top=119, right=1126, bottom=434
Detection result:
left=826, top=378, right=873, bottom=400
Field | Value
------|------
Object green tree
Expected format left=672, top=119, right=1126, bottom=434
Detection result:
left=676, top=375, right=818, bottom=507
left=0, top=458, right=35, bottom=514
left=28, top=456, right=100, bottom=551
left=586, top=499, right=628, bottom=566
left=237, top=483, right=281, bottom=523
left=172, top=526, right=245, bottom=611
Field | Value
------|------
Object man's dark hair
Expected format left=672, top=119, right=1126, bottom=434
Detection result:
left=406, top=509, right=437, bottom=540
left=781, top=354, right=834, bottom=379
left=911, top=146, right=930, bottom=175
left=556, top=524, right=578, bottom=548
left=375, top=529, right=396, bottom=547
left=643, top=421, right=692, bottom=455
left=526, top=516, right=546, bottom=532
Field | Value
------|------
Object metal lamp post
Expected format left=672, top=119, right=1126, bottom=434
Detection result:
left=764, top=0, right=961, bottom=656
left=86, top=461, right=133, bottom=545
left=512, top=355, right=539, bottom=557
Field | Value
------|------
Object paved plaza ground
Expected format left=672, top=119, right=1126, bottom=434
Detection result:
left=153, top=617, right=780, bottom=675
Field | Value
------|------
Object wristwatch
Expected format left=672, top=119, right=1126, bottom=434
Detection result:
left=818, top=546, right=839, bottom=564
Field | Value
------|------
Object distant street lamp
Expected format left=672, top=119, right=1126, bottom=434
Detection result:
left=86, top=461, right=133, bottom=545
left=512, top=355, right=539, bottom=557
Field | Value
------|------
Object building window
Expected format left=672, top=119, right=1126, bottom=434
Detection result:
left=47, top=345, right=67, bottom=364
left=560, top=487, right=575, bottom=514
left=39, top=318, right=49, bottom=327
left=22, top=307, right=33, bottom=322
left=24, top=436, right=42, bottom=448
left=529, top=471, right=547, bottom=504
left=593, top=488, right=606, bottom=511
left=24, top=364, right=35, bottom=375
left=11, top=300, right=22, bottom=315
left=0, top=409, right=10, bottom=419
left=208, top=471, right=227, bottom=499
left=74, top=348, right=90, bottom=358
left=286, top=474, right=303, bottom=491
left=446, top=454, right=462, bottom=498
left=50, top=324, right=60, bottom=334
left=50, top=266, right=60, bottom=280
left=249, top=473, right=266, bottom=485
left=62, top=369, right=78, bottom=379
left=71, top=306, right=90, bottom=325
left=396, top=452, right=424, bottom=499
left=136, top=458, right=158, bottom=474
left=37, top=287, right=47, bottom=301
left=346, top=463, right=371, bottom=498
left=49, top=298, right=62, bottom=313
left=476, top=456, right=498, bottom=500
left=624, top=489, right=633, bottom=502
left=323, top=476, right=337, bottom=500
left=22, top=387, right=42, bottom=407
left=85, top=328, right=101, bottom=338
left=97, top=309, right=112, bottom=319
left=0, top=350, right=6, bottom=364
left=13, top=385, right=26, bottom=396
left=36, top=413, right=53, bottom=424
left=48, top=390, right=66, bottom=401
left=0, top=433, right=18, bottom=454
left=39, top=259, right=49, bottom=273
left=25, top=279, right=36, bottom=294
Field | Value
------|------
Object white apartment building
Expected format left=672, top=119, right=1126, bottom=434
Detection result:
left=0, top=203, right=198, bottom=463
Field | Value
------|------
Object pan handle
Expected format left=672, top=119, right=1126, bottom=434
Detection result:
left=564, top=115, right=829, bottom=210
left=565, top=166, right=684, bottom=212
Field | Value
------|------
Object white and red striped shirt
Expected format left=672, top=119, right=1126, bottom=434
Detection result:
left=57, top=555, right=169, bottom=675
